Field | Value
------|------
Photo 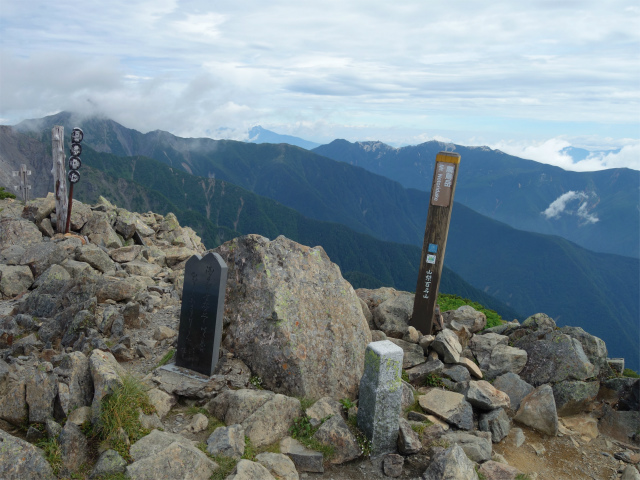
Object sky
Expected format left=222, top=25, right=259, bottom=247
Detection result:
left=1, top=0, right=638, bottom=171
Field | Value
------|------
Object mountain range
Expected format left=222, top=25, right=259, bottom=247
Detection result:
left=4, top=112, right=639, bottom=370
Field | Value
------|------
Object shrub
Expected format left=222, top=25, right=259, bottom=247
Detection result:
left=0, top=186, right=16, bottom=200
left=437, top=293, right=504, bottom=329
left=623, top=368, right=640, bottom=378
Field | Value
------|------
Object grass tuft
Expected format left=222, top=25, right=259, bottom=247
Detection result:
left=37, top=437, right=63, bottom=476
left=437, top=293, right=504, bottom=329
left=155, top=348, right=175, bottom=369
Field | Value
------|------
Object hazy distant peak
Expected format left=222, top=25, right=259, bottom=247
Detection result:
left=356, top=141, right=397, bottom=153
left=248, top=125, right=320, bottom=150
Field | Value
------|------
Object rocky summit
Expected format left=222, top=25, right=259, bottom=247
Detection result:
left=0, top=194, right=638, bottom=480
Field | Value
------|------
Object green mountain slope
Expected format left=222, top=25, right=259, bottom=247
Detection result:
left=75, top=146, right=520, bottom=321
left=313, top=139, right=640, bottom=258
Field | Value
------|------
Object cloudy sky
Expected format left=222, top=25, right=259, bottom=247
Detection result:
left=1, top=1, right=638, bottom=171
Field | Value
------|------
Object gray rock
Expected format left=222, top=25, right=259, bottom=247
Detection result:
left=123, top=301, right=142, bottom=328
left=398, top=418, right=422, bottom=454
left=521, top=312, right=556, bottom=331
left=422, top=444, right=479, bottom=480
left=388, top=337, right=427, bottom=368
left=552, top=380, right=600, bottom=416
left=26, top=425, right=46, bottom=443
left=357, top=341, right=403, bottom=456
left=470, top=333, right=509, bottom=369
left=486, top=344, right=528, bottom=379
left=479, top=408, right=511, bottom=443
left=59, top=422, right=89, bottom=475
left=477, top=460, right=520, bottom=480
left=228, top=459, right=276, bottom=480
left=53, top=351, right=93, bottom=414
left=621, top=465, right=640, bottom=480
left=599, top=404, right=640, bottom=445
left=60, top=258, right=96, bottom=278
left=0, top=217, right=42, bottom=250
left=431, top=329, right=462, bottom=364
left=123, top=259, right=162, bottom=277
left=164, top=246, right=198, bottom=267
left=418, top=389, right=474, bottom=430
left=96, top=278, right=143, bottom=303
left=280, top=436, right=324, bottom=473
left=440, top=430, right=492, bottom=462
left=25, top=365, right=58, bottom=423
left=401, top=381, right=416, bottom=410
left=82, top=212, right=123, bottom=249
left=32, top=263, right=71, bottom=290
left=127, top=440, right=218, bottom=480
left=76, top=244, right=115, bottom=273
left=465, top=380, right=511, bottom=411
left=19, top=241, right=69, bottom=277
left=457, top=357, right=483, bottom=379
left=67, top=406, right=92, bottom=426
left=215, top=235, right=371, bottom=400
left=372, top=293, right=413, bottom=338
left=492, top=372, right=534, bottom=412
left=442, top=364, right=471, bottom=383
left=561, top=326, right=613, bottom=379
left=384, top=453, right=404, bottom=478
left=0, top=378, right=27, bottom=426
left=600, top=377, right=639, bottom=412
left=442, top=305, right=486, bottom=333
left=514, top=331, right=595, bottom=386
left=418, top=334, right=435, bottom=353
left=139, top=411, right=164, bottom=431
left=110, top=245, right=143, bottom=263
left=254, top=452, right=299, bottom=480
left=513, top=384, right=558, bottom=436
left=405, top=358, right=444, bottom=383
left=306, top=396, right=344, bottom=428
left=90, top=449, right=127, bottom=479
left=207, top=424, right=245, bottom=459
left=242, top=393, right=302, bottom=448
left=0, top=264, right=33, bottom=298
left=312, top=414, right=360, bottom=464
left=89, top=349, right=124, bottom=424
left=46, top=418, right=63, bottom=439
left=207, top=389, right=275, bottom=426
left=0, top=429, right=55, bottom=480
left=129, top=430, right=197, bottom=461
left=510, top=427, right=525, bottom=447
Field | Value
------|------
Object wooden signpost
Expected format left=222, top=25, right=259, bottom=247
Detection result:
left=51, top=126, right=68, bottom=233
left=409, top=151, right=461, bottom=335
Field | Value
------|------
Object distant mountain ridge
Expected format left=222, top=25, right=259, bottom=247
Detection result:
left=248, top=126, right=321, bottom=150
left=7, top=112, right=639, bottom=370
left=313, top=139, right=640, bottom=259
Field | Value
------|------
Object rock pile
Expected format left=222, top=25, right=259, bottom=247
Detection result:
left=0, top=195, right=638, bottom=479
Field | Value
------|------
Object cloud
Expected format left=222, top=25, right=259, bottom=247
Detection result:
left=542, top=191, right=599, bottom=224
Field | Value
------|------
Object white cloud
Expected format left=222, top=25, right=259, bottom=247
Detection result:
left=543, top=191, right=599, bottom=224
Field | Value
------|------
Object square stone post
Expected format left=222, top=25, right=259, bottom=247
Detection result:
left=356, top=340, right=404, bottom=457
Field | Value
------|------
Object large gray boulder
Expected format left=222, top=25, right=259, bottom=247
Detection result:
left=229, top=460, right=276, bottom=480
left=372, top=293, right=413, bottom=338
left=442, top=305, right=486, bottom=333
left=0, top=429, right=55, bottom=480
left=418, top=389, right=473, bottom=430
left=0, top=264, right=33, bottom=298
left=25, top=364, right=58, bottom=423
left=465, top=380, right=510, bottom=411
left=127, top=439, right=218, bottom=480
left=422, top=445, right=479, bottom=480
left=215, top=235, right=371, bottom=399
left=0, top=217, right=42, bottom=250
left=470, top=333, right=508, bottom=369
left=19, top=241, right=69, bottom=277
left=485, top=344, right=527, bottom=379
left=492, top=372, right=534, bottom=412
left=514, top=330, right=594, bottom=386
left=312, top=414, right=361, bottom=464
left=54, top=351, right=94, bottom=414
left=513, top=384, right=558, bottom=436
left=431, top=329, right=462, bottom=364
left=439, top=431, right=492, bottom=463
left=75, top=244, right=115, bottom=274
left=388, top=337, right=426, bottom=368
left=561, top=326, right=613, bottom=379
left=479, top=408, right=511, bottom=443
left=552, top=380, right=600, bottom=416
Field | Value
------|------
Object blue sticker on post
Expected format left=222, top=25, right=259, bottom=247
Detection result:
left=428, top=244, right=438, bottom=253
left=426, top=254, right=436, bottom=264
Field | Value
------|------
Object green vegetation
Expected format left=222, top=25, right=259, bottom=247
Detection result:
left=401, top=370, right=410, bottom=382
left=155, top=348, right=175, bottom=369
left=437, top=293, right=504, bottom=329
left=623, top=368, right=640, bottom=378
left=0, top=186, right=16, bottom=200
left=96, top=374, right=155, bottom=460
left=339, top=398, right=356, bottom=411
left=37, top=437, right=63, bottom=476
left=297, top=397, right=315, bottom=411
left=288, top=415, right=335, bottom=459
left=346, top=416, right=372, bottom=457
left=423, top=373, right=444, bottom=388
left=249, top=375, right=264, bottom=389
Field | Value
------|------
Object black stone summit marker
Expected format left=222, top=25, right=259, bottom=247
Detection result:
left=175, top=252, right=228, bottom=376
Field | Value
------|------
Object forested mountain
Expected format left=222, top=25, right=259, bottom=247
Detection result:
left=314, top=140, right=640, bottom=258
left=6, top=112, right=639, bottom=369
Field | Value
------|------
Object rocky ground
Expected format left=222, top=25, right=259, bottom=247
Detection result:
left=0, top=194, right=639, bottom=480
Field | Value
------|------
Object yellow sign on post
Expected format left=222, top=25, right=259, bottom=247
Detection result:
left=410, top=151, right=461, bottom=335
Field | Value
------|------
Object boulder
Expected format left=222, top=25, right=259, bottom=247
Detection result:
left=477, top=461, right=520, bottom=480
left=129, top=430, right=197, bottom=461
left=123, top=259, right=163, bottom=277
left=418, top=389, right=473, bottom=430
left=0, top=429, right=55, bottom=480
left=25, top=364, right=58, bottom=423
left=127, top=439, right=218, bottom=480
left=91, top=449, right=127, bottom=479
left=514, top=331, right=594, bottom=386
left=492, top=373, right=534, bottom=413
left=53, top=351, right=93, bottom=414
left=372, top=293, right=413, bottom=338
left=0, top=264, right=34, bottom=297
left=422, top=444, right=479, bottom=480
left=440, top=431, right=492, bottom=463
left=254, top=452, right=299, bottom=480
left=442, top=364, right=471, bottom=383
left=19, top=241, right=69, bottom=277
left=76, top=244, right=115, bottom=273
left=82, top=212, right=123, bottom=249
left=312, top=414, right=361, bottom=464
left=0, top=378, right=27, bottom=426
left=513, top=384, right=558, bottom=436
left=383, top=454, right=404, bottom=478
left=215, top=235, right=371, bottom=399
left=110, top=245, right=143, bottom=263
left=32, top=263, right=71, bottom=290
left=479, top=408, right=511, bottom=443
left=485, top=344, right=527, bottom=379
left=89, top=349, right=125, bottom=424
left=466, top=380, right=511, bottom=411
left=561, top=326, right=613, bottom=379
left=0, top=217, right=42, bottom=250
left=521, top=312, right=556, bottom=331
left=242, top=394, right=302, bottom=448
left=552, top=380, right=599, bottom=416
left=442, top=305, right=486, bottom=333
left=457, top=357, right=483, bottom=379
left=305, top=396, right=344, bottom=428
left=470, top=333, right=509, bottom=369
left=229, top=459, right=276, bottom=480
left=280, top=436, right=324, bottom=473
left=206, top=424, right=245, bottom=459
left=405, top=358, right=443, bottom=383
left=431, top=329, right=462, bottom=364
left=599, top=404, right=640, bottom=445
left=388, top=337, right=426, bottom=368
left=59, top=422, right=89, bottom=475
left=397, top=418, right=422, bottom=455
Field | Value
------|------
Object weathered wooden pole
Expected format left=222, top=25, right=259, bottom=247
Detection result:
left=409, top=151, right=461, bottom=335
left=51, top=126, right=68, bottom=233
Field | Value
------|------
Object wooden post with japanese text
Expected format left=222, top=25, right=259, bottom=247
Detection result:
left=409, top=151, right=461, bottom=335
